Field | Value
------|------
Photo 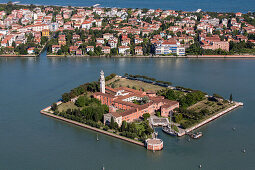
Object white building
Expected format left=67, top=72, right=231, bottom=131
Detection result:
left=118, top=46, right=130, bottom=55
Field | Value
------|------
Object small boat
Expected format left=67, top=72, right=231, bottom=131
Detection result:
left=162, top=125, right=177, bottom=136
left=93, top=4, right=100, bottom=7
left=102, top=165, right=105, bottom=170
left=191, top=132, right=203, bottom=139
left=97, top=134, right=99, bottom=141
left=242, top=149, right=246, bottom=153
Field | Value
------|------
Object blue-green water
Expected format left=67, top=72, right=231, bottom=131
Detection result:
left=1, top=0, right=255, bottom=12
left=0, top=52, right=255, bottom=169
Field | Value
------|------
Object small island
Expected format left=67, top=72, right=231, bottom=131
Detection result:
left=41, top=71, right=243, bottom=151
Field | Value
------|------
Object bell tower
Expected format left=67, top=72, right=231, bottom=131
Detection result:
left=100, top=70, right=105, bottom=94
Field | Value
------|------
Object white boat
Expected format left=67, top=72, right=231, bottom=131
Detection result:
left=93, top=4, right=100, bottom=7
left=191, top=132, right=203, bottom=139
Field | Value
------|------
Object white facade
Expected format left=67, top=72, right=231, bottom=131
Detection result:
left=100, top=70, right=105, bottom=94
left=122, top=96, right=142, bottom=102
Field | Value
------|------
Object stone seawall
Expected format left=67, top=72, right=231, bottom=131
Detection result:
left=177, top=102, right=243, bottom=136
left=40, top=106, right=145, bottom=147
left=46, top=55, right=255, bottom=58
left=0, top=54, right=37, bottom=57
left=185, top=55, right=255, bottom=58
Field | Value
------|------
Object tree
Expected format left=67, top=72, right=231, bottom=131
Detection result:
left=114, top=122, right=119, bottom=129
left=142, top=113, right=150, bottom=120
left=121, top=121, right=127, bottom=132
left=213, top=93, right=224, bottom=99
left=174, top=113, right=183, bottom=123
left=62, top=93, right=71, bottom=102
left=12, top=41, right=16, bottom=48
left=171, top=125, right=179, bottom=132
left=110, top=116, right=114, bottom=129
left=229, top=93, right=233, bottom=102
left=41, top=36, right=48, bottom=45
left=51, top=103, right=58, bottom=111
left=75, top=96, right=85, bottom=107
left=110, top=48, right=118, bottom=55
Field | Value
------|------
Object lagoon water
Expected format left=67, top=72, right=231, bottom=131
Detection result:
left=0, top=52, right=255, bottom=169
left=1, top=0, right=255, bottom=13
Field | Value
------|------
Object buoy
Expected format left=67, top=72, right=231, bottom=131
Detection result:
left=232, top=127, right=236, bottom=131
left=242, top=149, right=246, bottom=153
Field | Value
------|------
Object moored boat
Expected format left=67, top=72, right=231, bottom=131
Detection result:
left=162, top=125, right=177, bottom=136
left=191, top=132, right=203, bottom=139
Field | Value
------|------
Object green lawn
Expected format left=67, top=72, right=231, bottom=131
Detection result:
left=107, top=77, right=166, bottom=92
left=57, top=102, right=79, bottom=112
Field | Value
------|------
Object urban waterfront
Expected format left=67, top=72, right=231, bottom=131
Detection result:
left=0, top=52, right=255, bottom=169
left=1, top=0, right=255, bottom=13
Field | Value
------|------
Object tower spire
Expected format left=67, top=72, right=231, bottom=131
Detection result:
left=100, top=70, right=105, bottom=94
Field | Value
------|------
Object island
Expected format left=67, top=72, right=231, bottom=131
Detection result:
left=0, top=2, right=255, bottom=57
left=41, top=71, right=243, bottom=151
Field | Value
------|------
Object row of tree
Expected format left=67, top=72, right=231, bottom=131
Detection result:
left=158, top=89, right=206, bottom=108
left=119, top=120, right=153, bottom=141
left=124, top=73, right=172, bottom=86
left=61, top=72, right=116, bottom=103
left=62, top=82, right=99, bottom=102
left=54, top=98, right=108, bottom=123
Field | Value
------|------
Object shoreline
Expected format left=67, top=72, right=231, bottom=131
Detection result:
left=0, top=54, right=37, bottom=57
left=0, top=2, right=253, bottom=13
left=177, top=102, right=244, bottom=136
left=0, top=44, right=46, bottom=58
left=2, top=54, right=255, bottom=58
left=46, top=54, right=255, bottom=58
left=40, top=104, right=145, bottom=147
